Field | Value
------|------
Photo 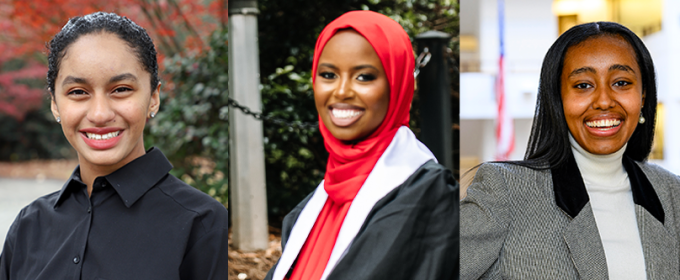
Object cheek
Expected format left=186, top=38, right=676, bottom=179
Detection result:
left=562, top=96, right=589, bottom=120
left=313, top=84, right=330, bottom=110
left=118, top=99, right=149, bottom=128
left=57, top=102, right=86, bottom=127
left=362, top=85, right=390, bottom=126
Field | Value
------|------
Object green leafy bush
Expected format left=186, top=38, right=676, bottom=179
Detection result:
left=144, top=29, right=230, bottom=204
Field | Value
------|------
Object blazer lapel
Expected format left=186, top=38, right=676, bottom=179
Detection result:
left=631, top=161, right=677, bottom=280
left=554, top=155, right=674, bottom=279
left=635, top=205, right=678, bottom=280
left=553, top=154, right=608, bottom=279
left=562, top=203, right=609, bottom=279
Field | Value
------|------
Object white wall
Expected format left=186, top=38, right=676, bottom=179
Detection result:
left=644, top=0, right=680, bottom=173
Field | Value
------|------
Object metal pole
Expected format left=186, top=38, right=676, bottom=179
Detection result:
left=415, top=31, right=454, bottom=171
left=228, top=0, right=269, bottom=251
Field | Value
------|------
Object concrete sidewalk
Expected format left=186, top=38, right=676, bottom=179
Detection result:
left=0, top=178, right=63, bottom=247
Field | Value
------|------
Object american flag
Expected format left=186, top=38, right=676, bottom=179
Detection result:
left=496, top=0, right=514, bottom=160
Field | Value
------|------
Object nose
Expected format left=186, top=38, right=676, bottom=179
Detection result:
left=592, top=86, right=616, bottom=110
left=332, top=75, right=354, bottom=100
left=87, top=93, right=115, bottom=124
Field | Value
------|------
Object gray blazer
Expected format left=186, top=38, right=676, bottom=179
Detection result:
left=461, top=156, right=680, bottom=280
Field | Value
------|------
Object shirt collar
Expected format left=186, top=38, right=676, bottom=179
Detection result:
left=551, top=152, right=664, bottom=224
left=54, top=167, right=86, bottom=208
left=53, top=147, right=173, bottom=208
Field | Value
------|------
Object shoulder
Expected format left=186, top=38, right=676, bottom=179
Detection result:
left=152, top=174, right=228, bottom=231
left=4, top=189, right=61, bottom=244
left=475, top=161, right=548, bottom=180
left=379, top=160, right=458, bottom=209
left=14, top=189, right=61, bottom=221
left=635, top=161, right=680, bottom=204
left=280, top=188, right=317, bottom=247
left=636, top=161, right=680, bottom=183
left=463, top=161, right=555, bottom=220
left=401, top=160, right=457, bottom=193
left=470, top=162, right=551, bottom=194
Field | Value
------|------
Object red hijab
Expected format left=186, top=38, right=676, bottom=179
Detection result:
left=289, top=11, right=415, bottom=280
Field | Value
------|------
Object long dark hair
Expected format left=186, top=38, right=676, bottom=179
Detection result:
left=521, top=21, right=657, bottom=169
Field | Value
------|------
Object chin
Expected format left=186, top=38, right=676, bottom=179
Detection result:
left=79, top=149, right=126, bottom=166
left=331, top=132, right=357, bottom=142
left=587, top=141, right=625, bottom=155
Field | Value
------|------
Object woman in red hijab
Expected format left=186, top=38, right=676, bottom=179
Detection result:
left=265, top=10, right=458, bottom=280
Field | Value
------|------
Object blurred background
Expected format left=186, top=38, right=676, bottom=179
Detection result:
left=460, top=0, right=678, bottom=186
left=0, top=1, right=458, bottom=280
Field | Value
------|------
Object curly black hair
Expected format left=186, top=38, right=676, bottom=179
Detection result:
left=47, top=12, right=159, bottom=95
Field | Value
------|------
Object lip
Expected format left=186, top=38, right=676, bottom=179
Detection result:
left=79, top=128, right=124, bottom=150
left=583, top=116, right=624, bottom=138
left=328, top=103, right=365, bottom=127
left=80, top=127, right=123, bottom=134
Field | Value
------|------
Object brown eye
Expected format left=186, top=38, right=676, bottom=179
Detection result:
left=113, top=87, right=132, bottom=93
left=574, top=83, right=592, bottom=90
left=319, top=72, right=336, bottom=79
left=613, top=81, right=631, bottom=87
left=357, top=74, right=376, bottom=81
left=68, top=89, right=87, bottom=95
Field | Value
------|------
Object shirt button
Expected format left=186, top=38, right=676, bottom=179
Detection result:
left=73, top=256, right=80, bottom=264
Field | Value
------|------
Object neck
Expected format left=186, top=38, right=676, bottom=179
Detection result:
left=78, top=143, right=146, bottom=196
left=569, top=134, right=627, bottom=186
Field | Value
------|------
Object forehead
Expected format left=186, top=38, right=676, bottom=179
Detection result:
left=319, top=30, right=380, bottom=62
left=563, top=35, right=639, bottom=70
left=57, top=32, right=147, bottom=83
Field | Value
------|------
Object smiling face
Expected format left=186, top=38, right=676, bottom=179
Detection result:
left=561, top=35, right=644, bottom=155
left=51, top=32, right=160, bottom=173
left=314, top=29, right=390, bottom=142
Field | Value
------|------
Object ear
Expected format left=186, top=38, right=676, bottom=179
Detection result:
left=148, top=83, right=161, bottom=118
left=642, top=91, right=646, bottom=107
left=50, top=96, right=60, bottom=122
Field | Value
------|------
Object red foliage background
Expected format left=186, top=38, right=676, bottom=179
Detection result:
left=0, top=0, right=227, bottom=122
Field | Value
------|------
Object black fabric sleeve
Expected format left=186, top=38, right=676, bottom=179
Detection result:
left=178, top=211, right=229, bottom=280
left=0, top=209, right=24, bottom=280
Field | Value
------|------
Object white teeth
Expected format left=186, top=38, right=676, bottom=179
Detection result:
left=331, top=109, right=362, bottom=119
left=86, top=131, right=120, bottom=140
left=586, top=119, right=621, bottom=128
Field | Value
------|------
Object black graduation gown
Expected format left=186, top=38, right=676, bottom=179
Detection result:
left=264, top=160, right=459, bottom=280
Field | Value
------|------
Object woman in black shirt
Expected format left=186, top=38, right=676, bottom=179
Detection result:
left=0, top=12, right=228, bottom=280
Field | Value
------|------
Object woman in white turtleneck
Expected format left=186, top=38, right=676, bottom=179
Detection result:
left=461, top=22, right=680, bottom=280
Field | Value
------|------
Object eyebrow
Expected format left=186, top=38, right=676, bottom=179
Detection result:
left=61, top=76, right=89, bottom=86
left=567, top=64, right=635, bottom=78
left=61, top=73, right=138, bottom=87
left=609, top=64, right=635, bottom=73
left=317, top=63, right=379, bottom=71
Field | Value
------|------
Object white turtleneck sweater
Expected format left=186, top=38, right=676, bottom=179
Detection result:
left=569, top=135, right=646, bottom=279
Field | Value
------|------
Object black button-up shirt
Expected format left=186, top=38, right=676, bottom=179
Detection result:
left=0, top=148, right=229, bottom=279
